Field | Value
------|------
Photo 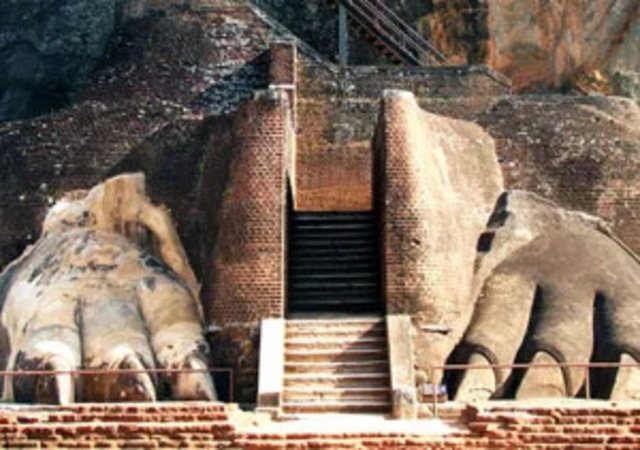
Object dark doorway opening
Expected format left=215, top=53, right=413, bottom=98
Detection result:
left=287, top=210, right=383, bottom=315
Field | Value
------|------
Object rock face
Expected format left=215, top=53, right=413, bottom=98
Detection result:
left=0, top=1, right=277, bottom=273
left=0, top=0, right=117, bottom=120
left=0, top=173, right=216, bottom=404
left=416, top=0, right=640, bottom=93
left=478, top=95, right=640, bottom=254
left=485, top=0, right=639, bottom=92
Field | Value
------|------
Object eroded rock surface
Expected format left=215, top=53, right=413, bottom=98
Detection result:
left=0, top=0, right=117, bottom=120
left=0, top=173, right=216, bottom=404
left=380, top=92, right=640, bottom=401
left=455, top=191, right=640, bottom=401
left=416, top=0, right=639, bottom=94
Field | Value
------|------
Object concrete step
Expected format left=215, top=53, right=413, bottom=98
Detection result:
left=289, top=246, right=377, bottom=257
left=289, top=271, right=379, bottom=281
left=290, top=230, right=376, bottom=239
left=283, top=386, right=391, bottom=402
left=285, top=347, right=387, bottom=363
left=289, top=262, right=378, bottom=273
left=286, top=299, right=382, bottom=313
left=286, top=318, right=384, bottom=326
left=285, top=328, right=386, bottom=341
left=289, top=281, right=379, bottom=292
left=291, top=213, right=375, bottom=224
left=281, top=317, right=390, bottom=413
left=285, top=360, right=389, bottom=374
left=283, top=373, right=389, bottom=389
left=285, top=319, right=384, bottom=333
left=290, top=238, right=377, bottom=248
left=281, top=400, right=391, bottom=414
left=292, top=223, right=376, bottom=232
left=285, top=337, right=385, bottom=352
left=288, top=254, right=375, bottom=264
left=288, top=289, right=381, bottom=298
left=286, top=334, right=385, bottom=343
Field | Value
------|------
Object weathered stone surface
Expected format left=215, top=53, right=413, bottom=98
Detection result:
left=456, top=190, right=640, bottom=401
left=0, top=173, right=216, bottom=404
left=477, top=95, right=640, bottom=255
left=417, top=0, right=640, bottom=93
left=484, top=0, right=639, bottom=92
left=0, top=2, right=278, bottom=273
left=0, top=0, right=117, bottom=120
left=377, top=90, right=503, bottom=378
left=376, top=92, right=640, bottom=401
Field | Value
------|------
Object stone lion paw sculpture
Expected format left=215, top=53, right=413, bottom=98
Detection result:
left=450, top=191, right=640, bottom=402
left=0, top=173, right=217, bottom=404
left=381, top=91, right=640, bottom=402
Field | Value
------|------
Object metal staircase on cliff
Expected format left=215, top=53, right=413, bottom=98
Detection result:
left=329, top=0, right=449, bottom=66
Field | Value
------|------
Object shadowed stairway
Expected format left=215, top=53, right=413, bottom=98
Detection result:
left=283, top=212, right=390, bottom=414
left=287, top=212, right=382, bottom=315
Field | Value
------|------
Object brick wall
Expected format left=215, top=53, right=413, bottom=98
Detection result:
left=202, top=93, right=290, bottom=326
left=199, top=92, right=291, bottom=404
left=374, top=90, right=503, bottom=373
left=2, top=401, right=637, bottom=448
left=294, top=59, right=508, bottom=211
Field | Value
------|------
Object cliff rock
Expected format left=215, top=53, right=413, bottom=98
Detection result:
left=418, top=0, right=639, bottom=94
left=0, top=0, right=118, bottom=120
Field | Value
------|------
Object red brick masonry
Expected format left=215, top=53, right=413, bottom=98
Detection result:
left=1, top=401, right=639, bottom=448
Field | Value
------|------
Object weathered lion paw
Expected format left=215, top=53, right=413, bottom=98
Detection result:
left=0, top=174, right=217, bottom=404
left=450, top=191, right=640, bottom=401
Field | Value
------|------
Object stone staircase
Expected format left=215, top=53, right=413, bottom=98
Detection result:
left=288, top=212, right=382, bottom=314
left=282, top=318, right=392, bottom=414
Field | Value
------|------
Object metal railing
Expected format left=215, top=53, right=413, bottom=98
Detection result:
left=426, top=361, right=640, bottom=418
left=337, top=0, right=450, bottom=66
left=0, top=367, right=235, bottom=403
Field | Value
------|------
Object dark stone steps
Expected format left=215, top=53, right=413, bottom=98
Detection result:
left=288, top=211, right=381, bottom=314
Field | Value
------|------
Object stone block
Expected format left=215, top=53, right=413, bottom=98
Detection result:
left=257, top=318, right=285, bottom=408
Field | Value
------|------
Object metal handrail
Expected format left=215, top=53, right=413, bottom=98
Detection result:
left=339, top=0, right=449, bottom=66
left=1, top=367, right=235, bottom=403
left=366, top=0, right=449, bottom=62
left=427, top=361, right=640, bottom=417
left=343, top=0, right=426, bottom=64
left=348, top=0, right=424, bottom=63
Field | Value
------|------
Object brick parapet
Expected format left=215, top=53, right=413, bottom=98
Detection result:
left=1, top=400, right=639, bottom=447
left=269, top=41, right=297, bottom=129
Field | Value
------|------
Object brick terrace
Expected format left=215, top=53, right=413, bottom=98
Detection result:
left=1, top=400, right=639, bottom=448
